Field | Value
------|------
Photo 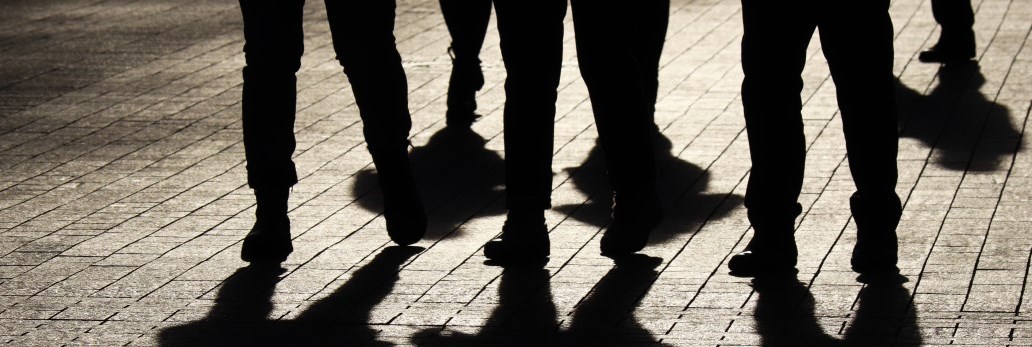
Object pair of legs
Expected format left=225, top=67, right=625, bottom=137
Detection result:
left=731, top=0, right=903, bottom=278
left=920, top=0, right=976, bottom=63
left=239, top=0, right=425, bottom=264
left=571, top=0, right=670, bottom=256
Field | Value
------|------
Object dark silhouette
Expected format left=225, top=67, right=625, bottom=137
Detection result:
left=552, top=255, right=673, bottom=346
left=919, top=0, right=976, bottom=63
left=555, top=131, right=744, bottom=245
left=438, top=0, right=492, bottom=127
left=353, top=127, right=506, bottom=239
left=896, top=64, right=1021, bottom=172
left=475, top=0, right=569, bottom=265
left=751, top=277, right=921, bottom=346
left=730, top=1, right=903, bottom=278
left=412, top=267, right=559, bottom=346
left=413, top=255, right=668, bottom=346
left=159, top=246, right=422, bottom=346
left=238, top=0, right=425, bottom=264
left=569, top=0, right=671, bottom=256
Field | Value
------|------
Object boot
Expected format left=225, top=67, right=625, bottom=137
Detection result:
left=600, top=189, right=662, bottom=257
left=850, top=192, right=902, bottom=277
left=371, top=146, right=427, bottom=246
left=445, top=53, right=484, bottom=128
left=484, top=210, right=549, bottom=265
left=919, top=30, right=976, bottom=63
left=728, top=207, right=799, bottom=277
left=242, top=187, right=293, bottom=264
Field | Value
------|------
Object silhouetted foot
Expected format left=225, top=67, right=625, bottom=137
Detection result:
left=918, top=40, right=975, bottom=64
left=383, top=183, right=427, bottom=246
left=728, top=236, right=797, bottom=277
left=241, top=216, right=292, bottom=264
left=445, top=56, right=484, bottom=128
left=851, top=232, right=900, bottom=278
left=484, top=218, right=549, bottom=266
left=601, top=192, right=662, bottom=257
left=849, top=191, right=901, bottom=279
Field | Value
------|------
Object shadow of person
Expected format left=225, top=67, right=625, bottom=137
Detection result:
left=353, top=127, right=506, bottom=239
left=548, top=254, right=673, bottom=346
left=896, top=63, right=1021, bottom=171
left=412, top=267, right=559, bottom=346
left=555, top=129, right=744, bottom=244
left=751, top=277, right=921, bottom=346
left=159, top=246, right=423, bottom=346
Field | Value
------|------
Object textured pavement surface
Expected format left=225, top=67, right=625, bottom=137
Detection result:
left=0, top=0, right=1030, bottom=345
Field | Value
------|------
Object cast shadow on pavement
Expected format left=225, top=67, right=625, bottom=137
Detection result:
left=158, top=246, right=422, bottom=346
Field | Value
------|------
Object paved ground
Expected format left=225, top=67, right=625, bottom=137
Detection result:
left=0, top=0, right=1030, bottom=345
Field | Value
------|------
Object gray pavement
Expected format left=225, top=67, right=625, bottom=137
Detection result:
left=0, top=0, right=1030, bottom=345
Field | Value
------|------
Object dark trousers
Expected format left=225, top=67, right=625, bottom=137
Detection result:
left=931, top=0, right=975, bottom=48
left=571, top=0, right=670, bottom=196
left=740, top=0, right=900, bottom=226
left=439, top=0, right=566, bottom=210
left=240, top=0, right=411, bottom=189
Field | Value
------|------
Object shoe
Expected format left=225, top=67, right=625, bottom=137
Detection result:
left=372, top=148, right=427, bottom=246
left=241, top=216, right=292, bottom=264
left=728, top=233, right=798, bottom=277
left=445, top=55, right=484, bottom=128
left=919, top=34, right=975, bottom=64
left=600, top=192, right=662, bottom=256
left=382, top=178, right=427, bottom=246
left=484, top=218, right=549, bottom=265
left=849, top=192, right=902, bottom=277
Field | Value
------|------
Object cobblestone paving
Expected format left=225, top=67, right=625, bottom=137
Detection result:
left=0, top=0, right=1030, bottom=345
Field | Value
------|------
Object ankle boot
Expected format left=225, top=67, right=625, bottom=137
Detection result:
left=484, top=210, right=549, bottom=265
left=850, top=192, right=902, bottom=276
left=242, top=187, right=293, bottom=264
left=445, top=54, right=484, bottom=128
left=600, top=189, right=662, bottom=256
left=371, top=146, right=427, bottom=246
left=729, top=207, right=799, bottom=277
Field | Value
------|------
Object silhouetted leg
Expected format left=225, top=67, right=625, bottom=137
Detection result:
left=326, top=0, right=426, bottom=245
left=921, top=0, right=975, bottom=62
left=571, top=0, right=662, bottom=256
left=729, top=0, right=814, bottom=276
left=483, top=0, right=566, bottom=264
left=439, top=0, right=492, bottom=127
left=819, top=0, right=902, bottom=276
left=238, top=0, right=305, bottom=264
left=629, top=0, right=670, bottom=124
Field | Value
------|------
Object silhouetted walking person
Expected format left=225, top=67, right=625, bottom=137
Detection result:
left=238, top=0, right=425, bottom=264
left=569, top=0, right=670, bottom=256
left=438, top=0, right=492, bottom=127
left=729, top=0, right=903, bottom=279
left=468, top=0, right=567, bottom=264
left=919, top=0, right=976, bottom=63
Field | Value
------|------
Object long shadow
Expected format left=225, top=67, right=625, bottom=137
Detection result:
left=159, top=246, right=423, bottom=346
left=352, top=127, right=506, bottom=239
left=555, top=130, right=744, bottom=244
left=412, top=255, right=670, bottom=346
left=549, top=254, right=673, bottom=346
left=412, top=267, right=560, bottom=346
left=751, top=277, right=921, bottom=346
left=897, top=63, right=1021, bottom=171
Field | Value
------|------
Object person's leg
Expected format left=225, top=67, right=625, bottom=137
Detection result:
left=325, top=0, right=425, bottom=245
left=570, top=0, right=663, bottom=256
left=483, top=0, right=567, bottom=264
left=728, top=0, right=815, bottom=276
left=629, top=0, right=670, bottom=125
left=238, top=0, right=306, bottom=264
left=921, top=0, right=975, bottom=63
left=819, top=0, right=902, bottom=277
left=439, top=0, right=493, bottom=127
